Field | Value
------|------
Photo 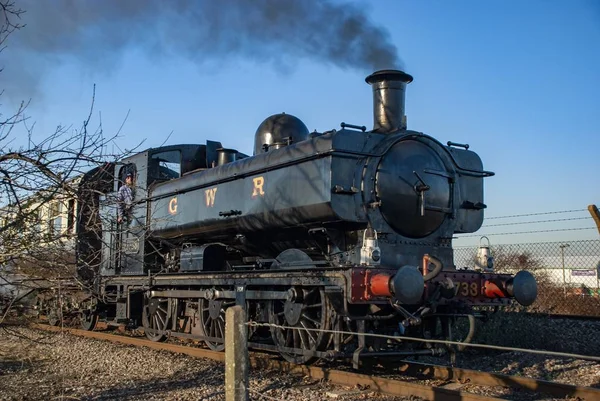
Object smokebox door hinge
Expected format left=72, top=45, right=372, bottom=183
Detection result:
left=461, top=201, right=487, bottom=210
left=332, top=185, right=359, bottom=194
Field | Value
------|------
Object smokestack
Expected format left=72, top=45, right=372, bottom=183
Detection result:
left=365, top=70, right=413, bottom=133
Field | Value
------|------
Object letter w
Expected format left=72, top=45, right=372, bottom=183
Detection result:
left=205, top=187, right=217, bottom=207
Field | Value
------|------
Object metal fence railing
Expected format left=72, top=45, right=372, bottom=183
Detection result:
left=454, top=240, right=600, bottom=317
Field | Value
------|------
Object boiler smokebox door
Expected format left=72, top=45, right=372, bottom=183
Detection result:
left=375, top=139, right=451, bottom=238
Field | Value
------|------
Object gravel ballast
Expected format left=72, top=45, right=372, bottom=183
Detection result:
left=0, top=327, right=415, bottom=401
left=1, top=324, right=599, bottom=401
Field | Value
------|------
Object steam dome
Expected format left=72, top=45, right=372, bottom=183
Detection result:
left=253, top=113, right=309, bottom=156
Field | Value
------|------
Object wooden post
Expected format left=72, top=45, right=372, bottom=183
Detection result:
left=592, top=205, right=600, bottom=293
left=588, top=205, right=600, bottom=237
left=225, top=305, right=248, bottom=401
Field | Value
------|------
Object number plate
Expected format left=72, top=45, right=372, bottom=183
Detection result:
left=454, top=281, right=481, bottom=297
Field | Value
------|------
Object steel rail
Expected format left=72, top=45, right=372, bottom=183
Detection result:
left=520, top=312, right=600, bottom=321
left=395, top=361, right=600, bottom=400
left=30, top=323, right=600, bottom=401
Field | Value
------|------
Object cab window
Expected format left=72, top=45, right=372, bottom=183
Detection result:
left=151, top=150, right=181, bottom=180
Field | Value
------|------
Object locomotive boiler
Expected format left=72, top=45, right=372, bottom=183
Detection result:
left=73, top=69, right=538, bottom=366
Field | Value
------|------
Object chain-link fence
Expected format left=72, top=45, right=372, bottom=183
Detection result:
left=454, top=240, right=600, bottom=317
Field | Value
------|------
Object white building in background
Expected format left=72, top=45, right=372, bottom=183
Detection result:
left=538, top=256, right=600, bottom=290
left=0, top=177, right=82, bottom=258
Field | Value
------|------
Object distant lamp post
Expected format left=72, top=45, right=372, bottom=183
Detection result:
left=560, top=244, right=570, bottom=297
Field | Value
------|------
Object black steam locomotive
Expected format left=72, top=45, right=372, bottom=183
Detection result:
left=73, top=70, right=537, bottom=365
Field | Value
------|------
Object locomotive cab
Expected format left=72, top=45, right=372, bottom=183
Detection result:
left=90, top=143, right=247, bottom=278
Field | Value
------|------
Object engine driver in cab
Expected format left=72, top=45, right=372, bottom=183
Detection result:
left=117, top=172, right=134, bottom=225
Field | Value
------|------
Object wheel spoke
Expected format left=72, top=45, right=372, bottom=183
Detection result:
left=292, top=328, right=299, bottom=349
left=156, top=312, right=166, bottom=328
left=217, top=321, right=224, bottom=338
left=296, top=329, right=304, bottom=350
left=302, top=315, right=321, bottom=327
left=300, top=321, right=317, bottom=344
left=298, top=327, right=309, bottom=350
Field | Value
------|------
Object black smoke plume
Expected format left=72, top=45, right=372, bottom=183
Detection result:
left=3, top=0, right=401, bottom=100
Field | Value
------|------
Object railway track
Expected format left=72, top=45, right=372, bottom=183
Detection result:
left=30, top=323, right=600, bottom=401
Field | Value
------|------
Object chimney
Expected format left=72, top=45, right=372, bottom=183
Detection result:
left=365, top=69, right=413, bottom=133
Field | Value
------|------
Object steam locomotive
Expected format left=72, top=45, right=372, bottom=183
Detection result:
left=71, top=70, right=537, bottom=366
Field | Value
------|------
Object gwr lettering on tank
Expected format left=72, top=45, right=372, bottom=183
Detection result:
left=252, top=176, right=265, bottom=198
left=205, top=187, right=218, bottom=207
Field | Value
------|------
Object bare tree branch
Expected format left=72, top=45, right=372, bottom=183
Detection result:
left=0, top=0, right=142, bottom=323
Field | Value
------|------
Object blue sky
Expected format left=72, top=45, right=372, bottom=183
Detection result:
left=4, top=0, right=599, bottom=246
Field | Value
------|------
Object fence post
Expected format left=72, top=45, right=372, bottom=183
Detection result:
left=560, top=244, right=570, bottom=297
left=589, top=205, right=600, bottom=236
left=225, top=305, right=248, bottom=401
